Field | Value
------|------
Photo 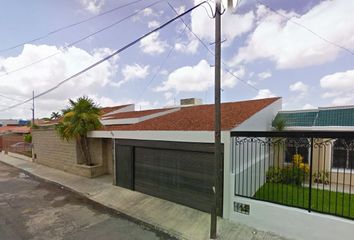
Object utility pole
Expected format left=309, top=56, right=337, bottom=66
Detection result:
left=211, top=0, right=222, bottom=239
left=32, top=90, right=35, bottom=126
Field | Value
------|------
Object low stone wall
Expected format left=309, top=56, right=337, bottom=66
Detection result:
left=32, top=126, right=111, bottom=178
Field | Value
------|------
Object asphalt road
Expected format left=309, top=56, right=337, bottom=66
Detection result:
left=0, top=162, right=175, bottom=240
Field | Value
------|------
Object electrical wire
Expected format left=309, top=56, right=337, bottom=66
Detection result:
left=0, top=0, right=146, bottom=53
left=136, top=26, right=188, bottom=100
left=0, top=93, right=24, bottom=102
left=256, top=0, right=354, bottom=56
left=0, top=0, right=166, bottom=79
left=168, top=2, right=259, bottom=91
left=0, top=2, right=207, bottom=112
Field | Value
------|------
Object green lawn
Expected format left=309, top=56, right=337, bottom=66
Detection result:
left=254, top=183, right=354, bottom=219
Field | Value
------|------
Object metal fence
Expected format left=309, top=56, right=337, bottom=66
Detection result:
left=231, top=131, right=354, bottom=220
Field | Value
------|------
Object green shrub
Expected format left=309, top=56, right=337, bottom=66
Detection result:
left=23, top=134, right=32, bottom=143
left=266, top=167, right=283, bottom=183
left=266, top=154, right=309, bottom=186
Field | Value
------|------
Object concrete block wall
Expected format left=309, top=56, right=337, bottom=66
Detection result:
left=32, top=127, right=79, bottom=173
left=32, top=126, right=111, bottom=178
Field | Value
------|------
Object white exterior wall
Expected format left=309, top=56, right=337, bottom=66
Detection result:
left=230, top=197, right=354, bottom=240
left=224, top=98, right=281, bottom=220
left=233, top=98, right=282, bottom=131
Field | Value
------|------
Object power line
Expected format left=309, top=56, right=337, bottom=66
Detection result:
left=0, top=0, right=146, bottom=53
left=168, top=2, right=259, bottom=92
left=256, top=0, right=354, bottom=56
left=0, top=93, right=24, bottom=102
left=0, top=2, right=207, bottom=112
left=0, top=0, right=166, bottom=79
left=136, top=25, right=188, bottom=100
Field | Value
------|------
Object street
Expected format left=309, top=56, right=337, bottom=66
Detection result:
left=0, top=162, right=174, bottom=240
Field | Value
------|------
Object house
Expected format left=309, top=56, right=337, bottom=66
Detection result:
left=0, top=126, right=31, bottom=152
left=272, top=106, right=354, bottom=187
left=30, top=99, right=354, bottom=240
left=32, top=97, right=281, bottom=216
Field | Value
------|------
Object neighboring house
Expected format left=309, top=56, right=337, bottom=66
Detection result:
left=32, top=97, right=282, bottom=216
left=272, top=106, right=354, bottom=186
left=0, top=126, right=31, bottom=152
left=0, top=119, right=29, bottom=126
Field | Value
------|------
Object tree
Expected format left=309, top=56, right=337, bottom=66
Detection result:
left=272, top=117, right=287, bottom=131
left=50, top=112, right=61, bottom=120
left=55, top=96, right=102, bottom=166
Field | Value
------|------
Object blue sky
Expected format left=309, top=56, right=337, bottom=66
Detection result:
left=0, top=0, right=353, bottom=119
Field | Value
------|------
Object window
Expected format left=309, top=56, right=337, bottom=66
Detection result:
left=332, top=139, right=354, bottom=170
left=285, top=138, right=309, bottom=163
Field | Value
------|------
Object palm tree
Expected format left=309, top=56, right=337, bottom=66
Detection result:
left=55, top=96, right=102, bottom=166
left=50, top=112, right=61, bottom=120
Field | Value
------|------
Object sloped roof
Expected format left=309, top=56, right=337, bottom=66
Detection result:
left=37, top=104, right=132, bottom=126
left=103, top=97, right=280, bottom=131
left=100, top=104, right=132, bottom=115
left=103, top=108, right=173, bottom=120
left=274, top=106, right=354, bottom=127
left=0, top=126, right=30, bottom=134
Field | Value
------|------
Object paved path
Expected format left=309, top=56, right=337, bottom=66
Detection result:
left=0, top=153, right=290, bottom=240
left=0, top=162, right=174, bottom=240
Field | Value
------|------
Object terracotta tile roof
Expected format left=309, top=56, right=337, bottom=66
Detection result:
left=103, top=108, right=174, bottom=120
left=103, top=97, right=280, bottom=131
left=0, top=126, right=31, bottom=134
left=101, top=104, right=131, bottom=115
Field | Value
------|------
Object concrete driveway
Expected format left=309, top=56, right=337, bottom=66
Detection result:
left=0, top=162, right=174, bottom=240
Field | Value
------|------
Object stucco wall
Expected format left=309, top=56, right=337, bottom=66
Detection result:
left=32, top=127, right=110, bottom=177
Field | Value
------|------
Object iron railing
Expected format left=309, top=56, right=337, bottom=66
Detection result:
left=231, top=131, right=354, bottom=220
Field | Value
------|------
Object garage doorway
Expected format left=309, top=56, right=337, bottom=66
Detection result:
left=115, top=139, right=223, bottom=215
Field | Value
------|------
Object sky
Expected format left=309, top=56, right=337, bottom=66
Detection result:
left=0, top=0, right=353, bottom=119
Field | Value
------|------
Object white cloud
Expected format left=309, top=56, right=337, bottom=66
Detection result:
left=320, top=69, right=354, bottom=105
left=320, top=69, right=354, bottom=91
left=148, top=20, right=160, bottom=29
left=258, top=71, right=272, bottom=80
left=176, top=5, right=186, bottom=14
left=164, top=92, right=173, bottom=100
left=0, top=44, right=117, bottom=118
left=174, top=38, right=199, bottom=54
left=155, top=60, right=213, bottom=92
left=155, top=60, right=241, bottom=92
left=159, top=69, right=168, bottom=75
left=253, top=89, right=275, bottom=99
left=332, top=97, right=354, bottom=106
left=231, top=0, right=354, bottom=69
left=79, top=0, right=105, bottom=14
left=110, top=64, right=149, bottom=87
left=140, top=32, right=168, bottom=55
left=191, top=0, right=255, bottom=45
left=142, top=8, right=154, bottom=16
left=289, top=81, right=309, bottom=93
left=302, top=104, right=315, bottom=110
left=222, top=66, right=245, bottom=88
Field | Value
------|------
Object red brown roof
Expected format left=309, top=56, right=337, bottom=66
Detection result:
left=0, top=126, right=31, bottom=134
left=103, top=97, right=280, bottom=131
left=101, top=104, right=131, bottom=115
left=103, top=108, right=174, bottom=120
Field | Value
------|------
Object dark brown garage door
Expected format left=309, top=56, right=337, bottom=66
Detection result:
left=115, top=140, right=223, bottom=215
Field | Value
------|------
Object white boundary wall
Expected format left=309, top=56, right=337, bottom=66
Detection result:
left=229, top=196, right=354, bottom=240
left=225, top=98, right=354, bottom=239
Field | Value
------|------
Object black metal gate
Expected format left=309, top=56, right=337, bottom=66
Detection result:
left=231, top=131, right=354, bottom=220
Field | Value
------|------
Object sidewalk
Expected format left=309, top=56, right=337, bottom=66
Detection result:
left=0, top=153, right=289, bottom=240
